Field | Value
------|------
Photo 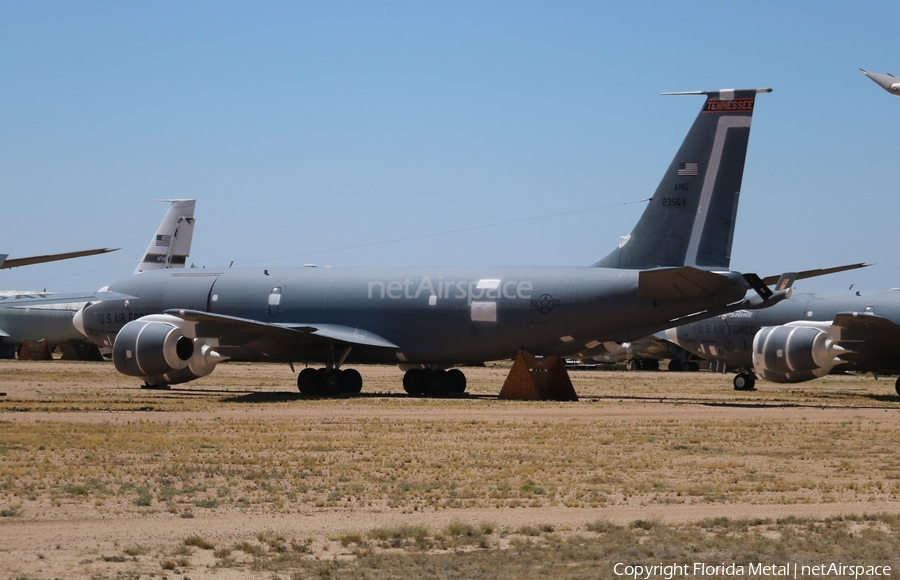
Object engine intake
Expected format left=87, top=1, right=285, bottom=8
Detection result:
left=112, top=317, right=228, bottom=385
left=114, top=319, right=194, bottom=377
left=752, top=324, right=845, bottom=383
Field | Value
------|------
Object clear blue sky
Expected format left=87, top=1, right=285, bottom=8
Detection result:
left=2, top=1, right=897, bottom=293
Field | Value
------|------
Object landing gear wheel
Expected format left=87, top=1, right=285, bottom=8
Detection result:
left=895, top=376, right=900, bottom=398
left=689, top=361, right=700, bottom=372
left=342, top=368, right=363, bottom=394
left=667, top=360, right=681, bottom=372
left=323, top=369, right=343, bottom=396
left=733, top=373, right=756, bottom=391
left=426, top=369, right=449, bottom=397
left=141, top=382, right=171, bottom=390
left=297, top=367, right=321, bottom=395
left=447, top=369, right=467, bottom=394
left=403, top=368, right=426, bottom=396
left=644, top=359, right=659, bottom=371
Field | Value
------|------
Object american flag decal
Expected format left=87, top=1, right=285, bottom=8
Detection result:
left=156, top=234, right=171, bottom=247
left=677, top=162, right=698, bottom=176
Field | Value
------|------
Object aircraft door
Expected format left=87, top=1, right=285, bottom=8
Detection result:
left=158, top=273, right=220, bottom=312
left=701, top=341, right=721, bottom=359
left=207, top=273, right=289, bottom=319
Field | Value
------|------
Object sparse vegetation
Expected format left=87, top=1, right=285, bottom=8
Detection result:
left=184, top=535, right=215, bottom=550
left=3, top=360, right=900, bottom=578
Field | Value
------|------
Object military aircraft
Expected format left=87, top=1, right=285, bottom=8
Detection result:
left=73, top=87, right=833, bottom=397
left=578, top=332, right=698, bottom=371
left=665, top=287, right=900, bottom=394
left=0, top=200, right=196, bottom=358
left=860, top=69, right=900, bottom=96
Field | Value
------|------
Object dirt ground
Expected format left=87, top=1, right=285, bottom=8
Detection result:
left=2, top=359, right=900, bottom=578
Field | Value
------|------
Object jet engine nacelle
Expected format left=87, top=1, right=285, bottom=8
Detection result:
left=112, top=315, right=227, bottom=385
left=751, top=324, right=845, bottom=384
left=892, top=83, right=900, bottom=93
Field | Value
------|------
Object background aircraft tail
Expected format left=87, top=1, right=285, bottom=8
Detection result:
left=594, top=88, right=771, bottom=271
left=135, top=199, right=196, bottom=274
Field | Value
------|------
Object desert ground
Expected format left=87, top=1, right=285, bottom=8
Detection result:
left=2, top=359, right=900, bottom=579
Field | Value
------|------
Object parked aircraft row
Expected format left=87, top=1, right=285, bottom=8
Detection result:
left=5, top=71, right=895, bottom=398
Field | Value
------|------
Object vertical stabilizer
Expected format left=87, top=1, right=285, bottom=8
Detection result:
left=594, top=88, right=770, bottom=270
left=135, top=200, right=196, bottom=274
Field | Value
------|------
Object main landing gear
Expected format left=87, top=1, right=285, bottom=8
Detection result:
left=296, top=346, right=363, bottom=396
left=297, top=367, right=363, bottom=396
left=733, top=372, right=756, bottom=391
left=402, top=368, right=467, bottom=397
left=666, top=359, right=700, bottom=372
left=629, top=358, right=659, bottom=371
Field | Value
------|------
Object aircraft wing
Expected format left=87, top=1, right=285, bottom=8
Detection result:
left=829, top=312, right=900, bottom=370
left=165, top=309, right=399, bottom=354
left=860, top=69, right=900, bottom=95
left=0, top=248, right=118, bottom=269
left=832, top=312, right=900, bottom=339
left=0, top=290, right=134, bottom=308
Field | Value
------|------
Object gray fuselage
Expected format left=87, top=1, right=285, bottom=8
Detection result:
left=81, top=266, right=748, bottom=366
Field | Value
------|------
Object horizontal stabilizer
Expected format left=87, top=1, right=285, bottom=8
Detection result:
left=662, top=88, right=773, bottom=97
left=760, top=263, right=868, bottom=286
left=638, top=267, right=741, bottom=301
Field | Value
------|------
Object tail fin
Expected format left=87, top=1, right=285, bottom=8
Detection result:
left=594, top=88, right=771, bottom=270
left=135, top=199, right=196, bottom=274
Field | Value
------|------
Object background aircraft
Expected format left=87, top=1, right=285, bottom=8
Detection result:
left=579, top=332, right=698, bottom=371
left=667, top=289, right=900, bottom=394
left=0, top=200, right=196, bottom=359
left=860, top=69, right=900, bottom=95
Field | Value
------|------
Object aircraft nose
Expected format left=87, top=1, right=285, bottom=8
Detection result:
left=73, top=304, right=88, bottom=337
left=664, top=326, right=680, bottom=346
